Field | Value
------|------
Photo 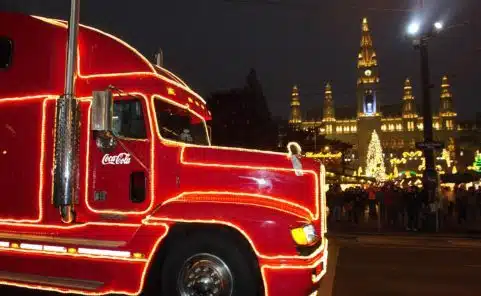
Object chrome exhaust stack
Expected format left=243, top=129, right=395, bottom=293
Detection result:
left=53, top=0, right=81, bottom=223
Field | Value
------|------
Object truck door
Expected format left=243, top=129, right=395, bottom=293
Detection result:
left=87, top=96, right=152, bottom=214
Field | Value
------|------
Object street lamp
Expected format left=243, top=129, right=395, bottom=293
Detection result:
left=407, top=22, right=421, bottom=35
left=406, top=20, right=445, bottom=227
left=434, top=21, right=444, bottom=31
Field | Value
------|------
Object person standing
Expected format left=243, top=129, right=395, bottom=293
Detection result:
left=406, top=186, right=420, bottom=231
left=367, top=186, right=377, bottom=219
left=384, top=184, right=395, bottom=227
left=468, top=186, right=477, bottom=223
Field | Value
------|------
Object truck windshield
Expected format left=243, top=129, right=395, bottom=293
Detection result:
left=154, top=98, right=209, bottom=145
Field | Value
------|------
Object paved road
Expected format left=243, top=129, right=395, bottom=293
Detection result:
left=3, top=236, right=481, bottom=296
left=328, top=239, right=481, bottom=296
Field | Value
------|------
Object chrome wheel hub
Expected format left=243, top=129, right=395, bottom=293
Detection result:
left=178, top=253, right=233, bottom=296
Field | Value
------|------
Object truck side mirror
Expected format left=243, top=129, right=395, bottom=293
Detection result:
left=91, top=90, right=116, bottom=150
left=91, top=90, right=113, bottom=132
left=207, top=125, right=212, bottom=143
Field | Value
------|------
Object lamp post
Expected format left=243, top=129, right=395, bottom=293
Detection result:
left=407, top=20, right=444, bottom=231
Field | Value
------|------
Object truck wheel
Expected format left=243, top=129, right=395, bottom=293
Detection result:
left=159, top=230, right=260, bottom=296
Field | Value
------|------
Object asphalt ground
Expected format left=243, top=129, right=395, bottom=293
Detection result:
left=321, top=235, right=481, bottom=296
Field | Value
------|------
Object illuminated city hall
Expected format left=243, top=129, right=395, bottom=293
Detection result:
left=289, top=18, right=458, bottom=170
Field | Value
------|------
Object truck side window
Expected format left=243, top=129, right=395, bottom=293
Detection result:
left=113, top=99, right=147, bottom=139
left=154, top=98, right=209, bottom=145
left=0, top=37, right=13, bottom=69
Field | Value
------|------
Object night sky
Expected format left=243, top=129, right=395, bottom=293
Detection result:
left=2, top=0, right=480, bottom=120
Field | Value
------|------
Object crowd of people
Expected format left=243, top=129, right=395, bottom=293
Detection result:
left=327, top=182, right=481, bottom=232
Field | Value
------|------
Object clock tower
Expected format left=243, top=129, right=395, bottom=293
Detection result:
left=356, top=18, right=382, bottom=168
left=356, top=18, right=380, bottom=116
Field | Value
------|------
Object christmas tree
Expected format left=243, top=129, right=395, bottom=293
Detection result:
left=472, top=151, right=481, bottom=173
left=365, top=130, right=386, bottom=181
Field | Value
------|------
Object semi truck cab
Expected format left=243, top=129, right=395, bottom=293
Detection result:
left=0, top=12, right=328, bottom=296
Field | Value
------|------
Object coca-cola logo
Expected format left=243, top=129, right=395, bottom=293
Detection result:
left=102, top=153, right=131, bottom=165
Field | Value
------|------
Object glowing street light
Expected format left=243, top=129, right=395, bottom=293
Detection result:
left=407, top=22, right=420, bottom=35
left=434, top=21, right=444, bottom=31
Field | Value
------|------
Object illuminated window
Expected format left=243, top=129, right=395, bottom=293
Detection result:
left=446, top=120, right=453, bottom=130
left=326, top=125, right=332, bottom=134
left=417, top=123, right=424, bottom=131
left=336, top=126, right=342, bottom=133
left=434, top=122, right=440, bottom=130
left=381, top=124, right=387, bottom=131
left=0, top=37, right=12, bottom=69
left=351, top=126, right=357, bottom=132
left=407, top=121, right=414, bottom=131
left=396, top=124, right=402, bottom=131
left=388, top=124, right=394, bottom=131
left=343, top=126, right=349, bottom=133
left=113, top=98, right=147, bottom=139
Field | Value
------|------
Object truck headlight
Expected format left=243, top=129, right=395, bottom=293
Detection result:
left=290, top=224, right=318, bottom=246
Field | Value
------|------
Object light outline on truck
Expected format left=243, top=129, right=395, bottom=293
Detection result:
left=32, top=16, right=207, bottom=106
left=0, top=15, right=328, bottom=295
left=0, top=60, right=327, bottom=296
left=0, top=216, right=327, bottom=296
left=81, top=93, right=157, bottom=215
left=144, top=217, right=328, bottom=296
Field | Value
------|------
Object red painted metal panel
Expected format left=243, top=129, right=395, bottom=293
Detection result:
left=0, top=99, right=44, bottom=221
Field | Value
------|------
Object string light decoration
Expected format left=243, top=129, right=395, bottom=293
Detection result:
left=442, top=149, right=451, bottom=168
left=393, top=165, right=399, bottom=178
left=452, top=166, right=458, bottom=174
left=365, top=130, right=386, bottom=181
left=470, top=151, right=481, bottom=173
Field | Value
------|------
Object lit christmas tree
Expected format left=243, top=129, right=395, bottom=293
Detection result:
left=365, top=130, right=386, bottom=181
left=472, top=151, right=481, bottom=173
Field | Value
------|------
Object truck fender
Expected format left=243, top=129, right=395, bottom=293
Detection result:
left=144, top=192, right=313, bottom=258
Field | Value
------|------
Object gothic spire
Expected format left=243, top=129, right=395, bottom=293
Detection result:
left=402, top=77, right=417, bottom=117
left=440, top=75, right=455, bottom=115
left=358, top=18, right=378, bottom=69
left=323, top=82, right=335, bottom=121
left=289, top=85, right=302, bottom=124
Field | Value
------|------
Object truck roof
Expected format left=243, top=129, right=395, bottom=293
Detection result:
left=0, top=12, right=210, bottom=120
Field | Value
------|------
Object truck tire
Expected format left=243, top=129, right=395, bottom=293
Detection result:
left=158, top=229, right=260, bottom=296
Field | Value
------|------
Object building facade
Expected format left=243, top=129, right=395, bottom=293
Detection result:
left=289, top=18, right=459, bottom=171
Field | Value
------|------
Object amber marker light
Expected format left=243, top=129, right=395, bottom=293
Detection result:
left=167, top=87, right=176, bottom=96
left=133, top=252, right=144, bottom=259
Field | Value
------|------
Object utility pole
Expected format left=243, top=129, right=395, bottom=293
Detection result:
left=407, top=14, right=447, bottom=231
left=417, top=36, right=439, bottom=216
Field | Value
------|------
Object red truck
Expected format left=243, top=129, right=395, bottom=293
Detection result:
left=0, top=11, right=328, bottom=296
